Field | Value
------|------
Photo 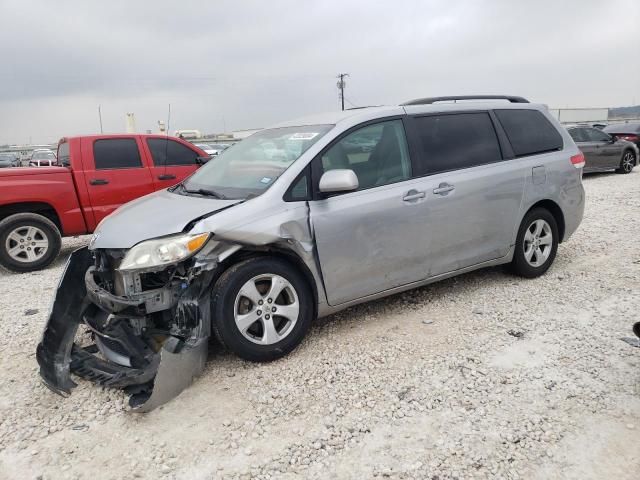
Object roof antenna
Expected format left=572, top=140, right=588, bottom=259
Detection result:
left=162, top=103, right=171, bottom=178
left=97, top=105, right=103, bottom=134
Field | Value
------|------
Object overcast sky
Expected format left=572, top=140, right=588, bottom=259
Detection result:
left=0, top=0, right=638, bottom=144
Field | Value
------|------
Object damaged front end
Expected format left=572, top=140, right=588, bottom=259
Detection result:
left=36, top=241, right=224, bottom=412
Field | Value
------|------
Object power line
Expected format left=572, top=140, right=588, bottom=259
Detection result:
left=336, top=73, right=349, bottom=111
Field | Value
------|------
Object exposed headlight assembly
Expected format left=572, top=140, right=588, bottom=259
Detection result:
left=118, top=233, right=211, bottom=271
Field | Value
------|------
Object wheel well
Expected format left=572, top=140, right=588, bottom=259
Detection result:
left=527, top=200, right=565, bottom=242
left=0, top=203, right=62, bottom=232
left=218, top=247, right=319, bottom=319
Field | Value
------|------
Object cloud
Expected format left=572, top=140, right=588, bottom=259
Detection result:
left=0, top=0, right=638, bottom=144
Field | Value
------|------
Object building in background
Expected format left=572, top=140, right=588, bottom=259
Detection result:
left=126, top=113, right=136, bottom=133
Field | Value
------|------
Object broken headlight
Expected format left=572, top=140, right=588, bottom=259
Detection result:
left=119, top=233, right=211, bottom=271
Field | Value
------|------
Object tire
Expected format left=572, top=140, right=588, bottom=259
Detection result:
left=616, top=150, right=636, bottom=174
left=211, top=257, right=314, bottom=362
left=0, top=213, right=62, bottom=273
left=510, top=208, right=559, bottom=278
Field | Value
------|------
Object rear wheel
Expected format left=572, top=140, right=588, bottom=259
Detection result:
left=616, top=150, right=635, bottom=174
left=0, top=213, right=62, bottom=273
left=211, top=257, right=314, bottom=362
left=510, top=208, right=558, bottom=278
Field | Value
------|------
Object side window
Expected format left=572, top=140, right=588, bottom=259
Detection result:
left=58, top=142, right=70, bottom=167
left=413, top=112, right=502, bottom=174
left=568, top=128, right=587, bottom=143
left=494, top=109, right=563, bottom=157
left=287, top=173, right=310, bottom=201
left=93, top=138, right=142, bottom=170
left=584, top=128, right=610, bottom=142
left=319, top=119, right=411, bottom=191
left=147, top=138, right=199, bottom=166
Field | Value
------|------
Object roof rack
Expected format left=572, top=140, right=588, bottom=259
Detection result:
left=401, top=95, right=529, bottom=106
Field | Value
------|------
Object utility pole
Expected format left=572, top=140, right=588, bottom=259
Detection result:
left=98, top=105, right=103, bottom=134
left=336, top=73, right=349, bottom=111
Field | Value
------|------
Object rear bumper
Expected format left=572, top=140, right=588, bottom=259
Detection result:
left=36, top=247, right=212, bottom=411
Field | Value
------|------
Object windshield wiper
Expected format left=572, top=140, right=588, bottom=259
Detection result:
left=184, top=187, right=227, bottom=199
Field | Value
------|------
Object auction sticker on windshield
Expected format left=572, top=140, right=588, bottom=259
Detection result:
left=289, top=132, right=319, bottom=140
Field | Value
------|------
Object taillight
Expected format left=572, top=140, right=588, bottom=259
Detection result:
left=570, top=152, right=585, bottom=168
left=618, top=134, right=639, bottom=142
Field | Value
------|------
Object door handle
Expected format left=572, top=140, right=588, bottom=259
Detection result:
left=158, top=174, right=176, bottom=180
left=433, top=183, right=455, bottom=195
left=89, top=179, right=109, bottom=185
left=402, top=190, right=426, bottom=202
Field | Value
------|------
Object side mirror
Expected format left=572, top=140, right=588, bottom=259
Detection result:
left=319, top=169, right=359, bottom=194
left=196, top=156, right=211, bottom=165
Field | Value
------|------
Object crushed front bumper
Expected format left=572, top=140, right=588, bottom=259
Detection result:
left=36, top=247, right=212, bottom=412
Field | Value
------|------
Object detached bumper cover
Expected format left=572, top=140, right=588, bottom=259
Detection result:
left=36, top=247, right=92, bottom=396
left=36, top=247, right=210, bottom=411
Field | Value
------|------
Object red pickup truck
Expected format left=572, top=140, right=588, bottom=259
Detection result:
left=0, top=134, right=208, bottom=272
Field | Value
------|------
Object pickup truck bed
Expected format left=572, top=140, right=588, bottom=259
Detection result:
left=0, top=134, right=207, bottom=272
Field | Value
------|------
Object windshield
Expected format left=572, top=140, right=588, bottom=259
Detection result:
left=182, top=124, right=332, bottom=199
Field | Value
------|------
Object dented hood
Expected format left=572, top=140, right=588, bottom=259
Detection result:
left=91, top=188, right=242, bottom=249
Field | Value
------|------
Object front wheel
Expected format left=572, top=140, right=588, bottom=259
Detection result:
left=0, top=213, right=62, bottom=273
left=616, top=150, right=636, bottom=174
left=211, top=257, right=314, bottom=362
left=510, top=208, right=558, bottom=278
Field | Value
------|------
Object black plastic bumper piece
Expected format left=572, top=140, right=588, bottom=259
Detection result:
left=70, top=344, right=158, bottom=388
left=36, top=247, right=92, bottom=395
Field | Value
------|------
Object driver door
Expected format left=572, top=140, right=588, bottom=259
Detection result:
left=309, top=118, right=427, bottom=306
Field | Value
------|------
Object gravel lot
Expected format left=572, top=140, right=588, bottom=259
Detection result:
left=1, top=171, right=639, bottom=480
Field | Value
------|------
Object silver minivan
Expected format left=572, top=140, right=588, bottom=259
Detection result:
left=38, top=95, right=585, bottom=410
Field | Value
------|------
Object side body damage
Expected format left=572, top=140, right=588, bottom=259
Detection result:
left=36, top=203, right=320, bottom=411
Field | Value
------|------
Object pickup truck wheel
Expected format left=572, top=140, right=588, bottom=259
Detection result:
left=0, top=213, right=61, bottom=273
left=211, top=257, right=313, bottom=362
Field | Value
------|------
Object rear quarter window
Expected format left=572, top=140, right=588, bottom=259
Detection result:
left=147, top=138, right=199, bottom=166
left=495, top=109, right=563, bottom=157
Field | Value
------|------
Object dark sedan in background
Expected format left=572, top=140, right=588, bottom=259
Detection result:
left=567, top=125, right=638, bottom=174
left=603, top=122, right=640, bottom=151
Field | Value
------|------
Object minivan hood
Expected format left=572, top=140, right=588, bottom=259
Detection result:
left=90, top=188, right=242, bottom=249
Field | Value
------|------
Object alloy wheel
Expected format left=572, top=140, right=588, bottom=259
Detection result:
left=622, top=152, right=635, bottom=173
left=5, top=226, right=49, bottom=263
left=523, top=219, right=552, bottom=268
left=234, top=274, right=300, bottom=345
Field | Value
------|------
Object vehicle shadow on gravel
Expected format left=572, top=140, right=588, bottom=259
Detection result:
left=209, top=264, right=510, bottom=362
